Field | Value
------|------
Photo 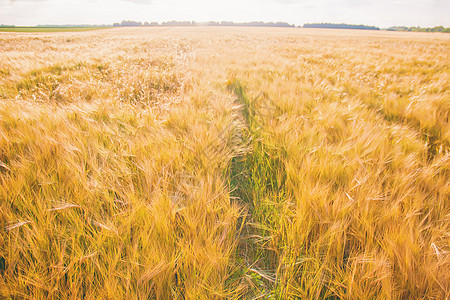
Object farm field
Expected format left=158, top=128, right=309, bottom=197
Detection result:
left=0, top=27, right=111, bottom=33
left=0, top=27, right=449, bottom=299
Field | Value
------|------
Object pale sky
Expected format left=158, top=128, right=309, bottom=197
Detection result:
left=0, top=0, right=449, bottom=28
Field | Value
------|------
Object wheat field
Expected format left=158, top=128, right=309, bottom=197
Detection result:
left=0, top=27, right=449, bottom=299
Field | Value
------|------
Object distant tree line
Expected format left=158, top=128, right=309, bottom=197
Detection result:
left=113, top=20, right=295, bottom=28
left=36, top=24, right=111, bottom=27
left=387, top=26, right=449, bottom=33
left=4, top=22, right=448, bottom=32
left=303, top=23, right=380, bottom=30
left=113, top=21, right=143, bottom=27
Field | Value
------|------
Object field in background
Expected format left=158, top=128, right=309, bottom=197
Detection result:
left=0, top=27, right=449, bottom=299
left=0, top=27, right=111, bottom=32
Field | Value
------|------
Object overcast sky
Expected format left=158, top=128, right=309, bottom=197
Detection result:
left=0, top=0, right=449, bottom=27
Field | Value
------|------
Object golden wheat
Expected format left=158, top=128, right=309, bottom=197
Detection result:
left=0, top=27, right=449, bottom=299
